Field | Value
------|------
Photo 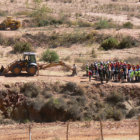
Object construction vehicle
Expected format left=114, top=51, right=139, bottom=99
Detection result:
left=0, top=16, right=21, bottom=30
left=0, top=52, right=72, bottom=76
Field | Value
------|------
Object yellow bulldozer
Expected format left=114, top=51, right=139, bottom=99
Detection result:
left=0, top=52, right=73, bottom=76
left=0, top=16, right=21, bottom=30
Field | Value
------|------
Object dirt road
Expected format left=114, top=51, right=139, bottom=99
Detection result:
left=0, top=120, right=138, bottom=140
left=0, top=70, right=140, bottom=88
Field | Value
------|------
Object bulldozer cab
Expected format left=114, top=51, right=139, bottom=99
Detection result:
left=23, top=52, right=36, bottom=64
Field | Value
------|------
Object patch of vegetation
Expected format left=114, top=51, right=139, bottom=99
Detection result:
left=100, top=36, right=139, bottom=50
left=104, top=106, right=124, bottom=121
left=47, top=31, right=96, bottom=47
left=13, top=41, right=33, bottom=53
left=23, top=31, right=110, bottom=48
left=106, top=91, right=124, bottom=105
left=1, top=82, right=139, bottom=123
left=118, top=36, right=139, bottom=49
left=47, top=97, right=67, bottom=110
left=123, top=22, right=133, bottom=29
left=21, top=83, right=40, bottom=98
left=101, top=37, right=119, bottom=50
left=29, top=5, right=51, bottom=27
left=126, top=108, right=139, bottom=118
left=41, top=49, right=59, bottom=63
left=29, top=5, right=71, bottom=27
left=63, top=82, right=85, bottom=96
left=95, top=19, right=115, bottom=29
left=76, top=19, right=94, bottom=27
left=41, top=90, right=53, bottom=99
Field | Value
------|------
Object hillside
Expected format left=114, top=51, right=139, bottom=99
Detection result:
left=0, top=0, right=140, bottom=139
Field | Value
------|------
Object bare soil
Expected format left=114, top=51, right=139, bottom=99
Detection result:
left=0, top=120, right=138, bottom=140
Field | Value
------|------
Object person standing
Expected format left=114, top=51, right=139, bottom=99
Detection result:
left=72, top=64, right=77, bottom=76
left=88, top=68, right=92, bottom=82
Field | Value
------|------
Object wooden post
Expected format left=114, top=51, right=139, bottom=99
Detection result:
left=29, top=125, right=32, bottom=140
left=139, top=116, right=140, bottom=140
left=66, top=121, right=69, bottom=140
left=99, top=119, right=104, bottom=140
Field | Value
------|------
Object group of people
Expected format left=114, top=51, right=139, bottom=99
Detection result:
left=86, top=61, right=140, bottom=83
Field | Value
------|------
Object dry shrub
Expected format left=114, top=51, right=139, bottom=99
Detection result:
left=21, top=83, right=40, bottom=98
left=46, top=97, right=68, bottom=111
left=63, top=82, right=85, bottom=96
left=118, top=36, right=139, bottom=49
left=123, top=22, right=133, bottom=29
left=106, top=91, right=124, bottom=105
left=126, top=108, right=139, bottom=118
left=76, top=19, right=94, bottom=27
left=13, top=41, right=33, bottom=53
left=100, top=36, right=139, bottom=50
left=103, top=105, right=124, bottom=121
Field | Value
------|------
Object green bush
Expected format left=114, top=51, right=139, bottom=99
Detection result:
left=118, top=36, right=139, bottom=49
left=13, top=41, right=33, bottom=53
left=123, top=22, right=133, bottom=29
left=95, top=19, right=113, bottom=29
left=101, top=37, right=119, bottom=50
left=41, top=49, right=59, bottom=63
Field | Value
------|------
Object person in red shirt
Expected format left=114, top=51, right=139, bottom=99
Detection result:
left=132, top=65, right=136, bottom=71
left=136, top=65, right=139, bottom=70
left=127, top=64, right=131, bottom=70
left=88, top=69, right=92, bottom=82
